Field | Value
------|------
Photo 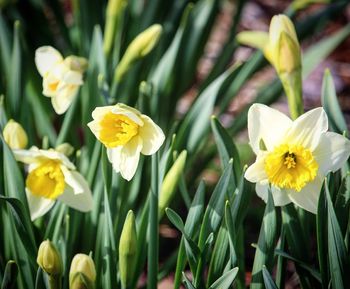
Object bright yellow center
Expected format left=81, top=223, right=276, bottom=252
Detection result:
left=49, top=81, right=59, bottom=92
left=264, top=144, right=318, bottom=191
left=99, top=112, right=139, bottom=148
left=26, top=160, right=65, bottom=199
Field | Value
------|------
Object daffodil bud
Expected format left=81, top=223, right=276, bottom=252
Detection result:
left=114, top=24, right=162, bottom=82
left=159, top=150, right=187, bottom=218
left=64, top=56, right=88, bottom=73
left=69, top=254, right=96, bottom=289
left=3, top=119, right=28, bottom=149
left=103, top=0, right=127, bottom=56
left=55, top=143, right=74, bottom=156
left=119, top=210, right=137, bottom=288
left=37, top=240, right=63, bottom=277
left=267, top=14, right=301, bottom=74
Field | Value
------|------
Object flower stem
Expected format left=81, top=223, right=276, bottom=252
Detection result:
left=48, top=275, right=62, bottom=289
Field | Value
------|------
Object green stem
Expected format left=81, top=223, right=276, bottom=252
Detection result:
left=48, top=275, right=62, bottom=289
left=147, top=154, right=159, bottom=289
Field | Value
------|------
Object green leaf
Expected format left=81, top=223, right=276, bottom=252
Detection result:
left=303, top=24, right=350, bottom=78
left=0, top=196, right=37, bottom=263
left=211, top=116, right=241, bottom=186
left=317, top=182, right=329, bottom=288
left=250, top=189, right=277, bottom=289
left=182, top=272, right=196, bottom=289
left=208, top=267, right=239, bottom=289
left=197, top=160, right=233, bottom=249
left=274, top=250, right=321, bottom=283
left=1, top=260, right=18, bottom=289
left=321, top=69, right=348, bottom=135
left=166, top=208, right=185, bottom=232
left=325, top=179, right=350, bottom=289
left=175, top=65, right=240, bottom=154
left=262, top=266, right=278, bottom=289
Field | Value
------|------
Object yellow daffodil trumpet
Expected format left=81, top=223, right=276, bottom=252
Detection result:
left=13, top=147, right=93, bottom=220
left=88, top=103, right=165, bottom=181
left=244, top=104, right=350, bottom=214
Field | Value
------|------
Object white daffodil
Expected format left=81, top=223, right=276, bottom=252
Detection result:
left=13, top=147, right=93, bottom=221
left=245, top=104, right=350, bottom=214
left=35, top=46, right=88, bottom=115
left=88, top=103, right=165, bottom=181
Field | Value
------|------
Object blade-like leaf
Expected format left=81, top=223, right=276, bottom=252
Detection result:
left=208, top=267, right=239, bottom=289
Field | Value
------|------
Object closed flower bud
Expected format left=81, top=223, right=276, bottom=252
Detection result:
left=266, top=14, right=301, bottom=74
left=119, top=210, right=137, bottom=288
left=159, top=150, right=187, bottom=218
left=37, top=240, right=63, bottom=276
left=114, top=24, right=162, bottom=81
left=69, top=254, right=96, bottom=289
left=3, top=119, right=28, bottom=149
left=55, top=142, right=75, bottom=156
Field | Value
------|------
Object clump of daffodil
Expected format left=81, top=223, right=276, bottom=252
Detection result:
left=13, top=146, right=93, bottom=220
left=114, top=24, right=162, bottom=82
left=35, top=46, right=88, bottom=115
left=237, top=14, right=303, bottom=119
left=69, top=254, right=96, bottom=289
left=88, top=103, right=165, bottom=181
left=119, top=210, right=137, bottom=288
left=244, top=104, right=350, bottom=214
left=37, top=240, right=63, bottom=289
left=3, top=119, right=28, bottom=149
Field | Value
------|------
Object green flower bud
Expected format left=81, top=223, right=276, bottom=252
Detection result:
left=114, top=24, right=162, bottom=82
left=266, top=14, right=301, bottom=74
left=3, top=119, right=28, bottom=149
left=103, top=0, right=127, bottom=56
left=69, top=254, right=96, bottom=289
left=159, top=150, right=187, bottom=218
left=37, top=240, right=63, bottom=277
left=64, top=56, right=88, bottom=73
left=119, top=210, right=137, bottom=288
left=55, top=143, right=75, bottom=156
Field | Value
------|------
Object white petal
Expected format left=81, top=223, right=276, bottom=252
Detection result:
left=35, top=46, right=63, bottom=77
left=51, top=85, right=79, bottom=115
left=256, top=182, right=291, bottom=206
left=39, top=149, right=75, bottom=170
left=12, top=147, right=42, bottom=164
left=57, top=183, right=93, bottom=212
left=107, top=146, right=122, bottom=173
left=313, top=132, right=350, bottom=175
left=26, top=189, right=55, bottom=221
left=61, top=167, right=88, bottom=195
left=139, top=115, right=165, bottom=155
left=111, top=106, right=143, bottom=126
left=285, top=107, right=328, bottom=150
left=244, top=154, right=268, bottom=183
left=119, top=136, right=143, bottom=181
left=248, top=104, right=292, bottom=154
left=91, top=106, right=115, bottom=120
left=287, top=176, right=323, bottom=214
left=61, top=70, right=83, bottom=85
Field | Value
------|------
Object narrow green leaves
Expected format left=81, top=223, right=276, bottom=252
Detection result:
left=208, top=267, right=239, bottom=289
left=250, top=190, right=277, bottom=289
left=1, top=261, right=18, bottom=289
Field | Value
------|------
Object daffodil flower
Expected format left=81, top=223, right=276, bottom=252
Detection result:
left=35, top=46, right=88, bottom=115
left=13, top=147, right=93, bottom=220
left=88, top=103, right=165, bottom=181
left=245, top=104, right=350, bottom=213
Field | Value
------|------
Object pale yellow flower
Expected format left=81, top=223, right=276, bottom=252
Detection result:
left=35, top=46, right=88, bottom=114
left=37, top=240, right=63, bottom=277
left=245, top=104, right=350, bottom=213
left=13, top=147, right=93, bottom=220
left=3, top=119, right=28, bottom=149
left=88, top=103, right=165, bottom=181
